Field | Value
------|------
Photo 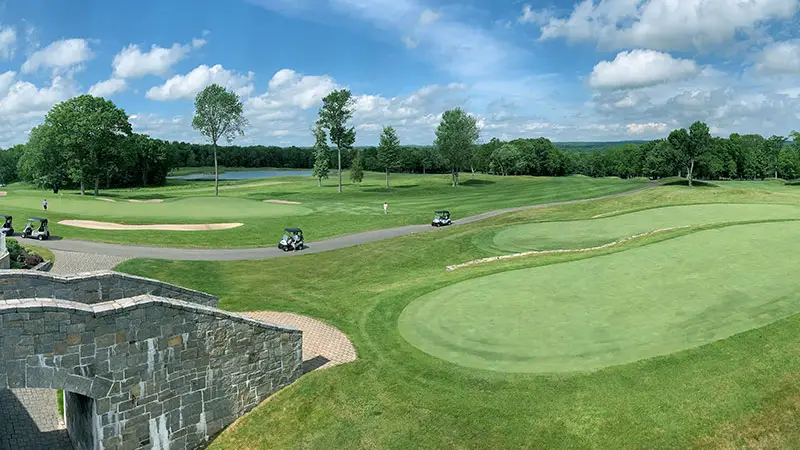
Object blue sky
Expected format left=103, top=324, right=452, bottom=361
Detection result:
left=0, top=0, right=798, bottom=147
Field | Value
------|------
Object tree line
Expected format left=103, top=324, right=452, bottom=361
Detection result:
left=2, top=87, right=798, bottom=193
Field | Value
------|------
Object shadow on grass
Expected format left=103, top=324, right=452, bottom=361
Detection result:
left=361, top=185, right=419, bottom=192
left=461, top=179, right=496, bottom=186
left=661, top=179, right=718, bottom=188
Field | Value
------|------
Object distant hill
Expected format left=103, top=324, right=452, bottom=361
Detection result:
left=553, top=141, right=650, bottom=153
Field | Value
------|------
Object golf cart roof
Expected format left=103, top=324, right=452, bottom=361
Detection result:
left=435, top=210, right=450, bottom=214
left=0, top=215, right=10, bottom=220
left=28, top=217, right=47, bottom=222
left=284, top=227, right=302, bottom=233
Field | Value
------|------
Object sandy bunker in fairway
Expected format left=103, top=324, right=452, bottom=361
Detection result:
left=128, top=199, right=164, bottom=203
left=59, top=220, right=243, bottom=231
left=263, top=199, right=302, bottom=205
left=401, top=222, right=800, bottom=374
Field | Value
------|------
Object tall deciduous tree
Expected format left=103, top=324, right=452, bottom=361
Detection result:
left=350, top=149, right=364, bottom=184
left=435, top=108, right=479, bottom=186
left=192, top=84, right=247, bottom=196
left=683, top=121, right=712, bottom=186
left=318, top=89, right=356, bottom=193
left=44, top=95, right=132, bottom=195
left=377, top=126, right=401, bottom=188
left=311, top=124, right=330, bottom=187
left=766, top=135, right=788, bottom=179
left=17, top=125, right=69, bottom=192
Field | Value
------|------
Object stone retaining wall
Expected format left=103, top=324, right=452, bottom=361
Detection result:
left=0, top=270, right=218, bottom=307
left=0, top=294, right=302, bottom=450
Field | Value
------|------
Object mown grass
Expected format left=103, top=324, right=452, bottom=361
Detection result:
left=0, top=173, right=647, bottom=248
left=117, top=181, right=800, bottom=449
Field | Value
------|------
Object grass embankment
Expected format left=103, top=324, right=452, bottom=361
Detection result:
left=0, top=173, right=646, bottom=248
left=117, top=181, right=800, bottom=449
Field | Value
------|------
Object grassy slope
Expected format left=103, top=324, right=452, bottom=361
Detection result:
left=117, top=181, right=800, bottom=449
left=1, top=173, right=646, bottom=248
left=479, top=203, right=800, bottom=253
left=401, top=222, right=800, bottom=373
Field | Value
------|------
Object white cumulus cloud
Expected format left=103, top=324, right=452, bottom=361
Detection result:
left=112, top=38, right=205, bottom=79
left=589, top=50, right=700, bottom=89
left=755, top=39, right=800, bottom=74
left=419, top=9, right=441, bottom=25
left=626, top=122, right=669, bottom=135
left=533, top=0, right=798, bottom=51
left=88, top=78, right=128, bottom=97
left=145, top=64, right=255, bottom=101
left=21, top=39, right=93, bottom=73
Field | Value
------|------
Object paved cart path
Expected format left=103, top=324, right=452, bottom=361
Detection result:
left=32, top=184, right=655, bottom=261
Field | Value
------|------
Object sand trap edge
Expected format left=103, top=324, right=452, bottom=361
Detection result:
left=128, top=199, right=164, bottom=203
left=263, top=199, right=302, bottom=205
left=59, top=220, right=243, bottom=231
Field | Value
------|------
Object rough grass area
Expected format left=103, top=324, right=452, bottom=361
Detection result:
left=2, top=173, right=646, bottom=248
left=116, top=180, right=800, bottom=449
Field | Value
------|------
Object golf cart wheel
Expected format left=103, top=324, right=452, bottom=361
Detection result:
left=38, top=234, right=43, bottom=241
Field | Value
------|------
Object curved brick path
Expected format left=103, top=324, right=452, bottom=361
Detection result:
left=243, top=311, right=357, bottom=373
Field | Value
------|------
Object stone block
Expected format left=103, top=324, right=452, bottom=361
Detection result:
left=26, top=366, right=54, bottom=388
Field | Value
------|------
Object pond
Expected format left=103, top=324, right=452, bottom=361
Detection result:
left=168, top=170, right=313, bottom=181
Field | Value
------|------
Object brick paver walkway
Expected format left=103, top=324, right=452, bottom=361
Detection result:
left=0, top=389, right=72, bottom=450
left=243, top=311, right=357, bottom=372
left=50, top=250, right=129, bottom=274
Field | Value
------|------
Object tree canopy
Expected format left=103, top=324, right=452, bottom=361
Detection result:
left=318, top=89, right=356, bottom=193
left=434, top=108, right=479, bottom=186
left=377, top=126, right=401, bottom=188
left=192, top=83, right=247, bottom=196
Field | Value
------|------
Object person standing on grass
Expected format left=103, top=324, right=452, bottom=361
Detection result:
left=383, top=202, right=388, bottom=214
left=42, top=199, right=47, bottom=211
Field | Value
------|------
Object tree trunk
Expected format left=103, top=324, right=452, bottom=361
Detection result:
left=213, top=142, right=219, bottom=197
left=338, top=148, right=342, bottom=193
left=451, top=169, right=456, bottom=187
left=318, top=177, right=321, bottom=187
left=471, top=165, right=475, bottom=180
left=385, top=169, right=389, bottom=188
left=422, top=166, right=426, bottom=175
left=80, top=180, right=85, bottom=196
left=688, top=159, right=694, bottom=187
left=94, top=175, right=100, bottom=196
left=142, top=163, right=148, bottom=187
left=776, top=169, right=778, bottom=179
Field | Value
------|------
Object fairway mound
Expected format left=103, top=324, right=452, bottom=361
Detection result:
left=263, top=199, right=302, bottom=205
left=59, top=220, right=243, bottom=231
left=97, top=197, right=116, bottom=202
left=128, top=199, right=164, bottom=203
left=449, top=226, right=691, bottom=271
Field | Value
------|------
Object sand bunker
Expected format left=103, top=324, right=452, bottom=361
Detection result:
left=59, top=220, right=243, bottom=231
left=128, top=199, right=164, bottom=203
left=97, top=197, right=116, bottom=202
left=0, top=192, right=6, bottom=196
left=263, top=199, right=302, bottom=205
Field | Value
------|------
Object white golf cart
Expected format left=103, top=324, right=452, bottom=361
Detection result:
left=22, top=217, right=50, bottom=240
left=432, top=210, right=452, bottom=227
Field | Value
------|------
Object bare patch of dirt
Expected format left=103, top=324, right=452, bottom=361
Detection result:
left=263, top=199, right=302, bottom=205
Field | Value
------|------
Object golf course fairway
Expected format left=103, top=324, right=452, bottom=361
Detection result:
left=400, top=221, right=800, bottom=373
left=478, top=203, right=800, bottom=253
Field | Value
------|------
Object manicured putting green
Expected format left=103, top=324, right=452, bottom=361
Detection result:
left=0, top=196, right=311, bottom=220
left=400, top=221, right=800, bottom=373
left=478, top=203, right=800, bottom=253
